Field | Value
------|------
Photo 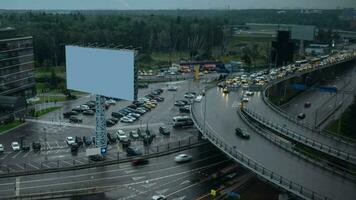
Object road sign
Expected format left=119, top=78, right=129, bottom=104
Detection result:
left=101, top=147, right=107, bottom=155
left=319, top=86, right=337, bottom=93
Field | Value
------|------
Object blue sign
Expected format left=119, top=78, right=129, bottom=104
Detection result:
left=101, top=147, right=107, bottom=154
left=319, top=86, right=337, bottom=93
left=290, top=83, right=307, bottom=91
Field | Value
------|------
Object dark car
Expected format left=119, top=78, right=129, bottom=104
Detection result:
left=154, top=96, right=164, bottom=102
left=69, top=116, right=83, bottom=123
left=106, top=119, right=116, bottom=127
left=112, top=112, right=125, bottom=119
left=297, top=113, right=306, bottom=120
left=32, top=142, right=41, bottom=152
left=83, top=136, right=92, bottom=146
left=70, top=143, right=79, bottom=153
left=21, top=143, right=30, bottom=151
left=89, top=154, right=105, bottom=162
left=75, top=136, right=83, bottom=146
left=63, top=111, right=78, bottom=118
left=107, top=132, right=117, bottom=143
left=72, top=107, right=85, bottom=113
left=304, top=102, right=311, bottom=108
left=159, top=127, right=170, bottom=136
left=179, top=106, right=190, bottom=113
left=174, top=100, right=187, bottom=107
left=109, top=117, right=119, bottom=124
left=127, top=104, right=138, bottom=109
left=126, top=147, right=142, bottom=156
left=83, top=109, right=95, bottom=115
left=235, top=128, right=250, bottom=139
left=132, top=158, right=149, bottom=166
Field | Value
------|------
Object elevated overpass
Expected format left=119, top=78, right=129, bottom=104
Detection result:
left=190, top=55, right=356, bottom=199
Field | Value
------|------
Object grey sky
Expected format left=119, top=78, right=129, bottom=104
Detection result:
left=0, top=0, right=355, bottom=10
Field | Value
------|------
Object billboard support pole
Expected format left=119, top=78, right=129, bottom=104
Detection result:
left=95, top=94, right=107, bottom=154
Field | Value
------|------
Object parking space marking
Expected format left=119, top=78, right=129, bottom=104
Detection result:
left=74, top=159, right=84, bottom=165
left=27, top=163, right=39, bottom=170
left=22, top=149, right=32, bottom=158
left=41, top=163, right=51, bottom=168
left=55, top=141, right=61, bottom=148
left=15, top=164, right=24, bottom=170
left=0, top=152, right=11, bottom=160
left=11, top=151, right=22, bottom=159
left=46, top=142, right=52, bottom=150
left=61, top=160, right=72, bottom=166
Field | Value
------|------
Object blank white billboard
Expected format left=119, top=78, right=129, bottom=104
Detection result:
left=65, top=46, right=135, bottom=101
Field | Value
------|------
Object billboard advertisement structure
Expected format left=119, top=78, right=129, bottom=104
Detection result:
left=65, top=46, right=135, bottom=101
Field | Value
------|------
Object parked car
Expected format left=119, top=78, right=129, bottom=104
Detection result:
left=63, top=111, right=78, bottom=118
left=126, top=147, right=142, bottom=156
left=120, top=116, right=134, bottom=123
left=107, top=132, right=117, bottom=143
left=21, top=142, right=30, bottom=151
left=32, top=142, right=41, bottom=151
left=66, top=136, right=75, bottom=145
left=132, top=158, right=149, bottom=166
left=0, top=144, right=4, bottom=153
left=112, top=111, right=125, bottom=119
left=83, top=136, right=92, bottom=146
left=179, top=105, right=190, bottom=113
left=83, top=109, right=95, bottom=115
left=89, top=154, right=105, bottom=162
left=154, top=96, right=164, bottom=102
left=130, top=130, right=140, bottom=139
left=11, top=142, right=20, bottom=151
left=297, top=113, right=306, bottom=120
left=304, top=101, right=311, bottom=108
left=69, top=116, right=83, bottom=123
left=75, top=136, right=83, bottom=146
left=235, top=128, right=250, bottom=139
left=159, top=127, right=170, bottom=136
left=70, top=143, right=79, bottom=153
left=174, top=100, right=187, bottom=107
left=116, top=130, right=128, bottom=141
left=174, top=154, right=192, bottom=163
left=106, top=119, right=116, bottom=127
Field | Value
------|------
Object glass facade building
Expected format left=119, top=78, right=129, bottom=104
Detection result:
left=0, top=35, right=35, bottom=97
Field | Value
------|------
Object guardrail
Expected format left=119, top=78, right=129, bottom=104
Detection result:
left=190, top=100, right=331, bottom=200
left=238, top=108, right=356, bottom=182
left=0, top=135, right=204, bottom=178
left=243, top=108, right=356, bottom=166
left=262, top=56, right=356, bottom=146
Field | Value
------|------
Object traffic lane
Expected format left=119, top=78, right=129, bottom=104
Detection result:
left=196, top=87, right=356, bottom=200
left=0, top=144, right=226, bottom=196
left=246, top=90, right=356, bottom=155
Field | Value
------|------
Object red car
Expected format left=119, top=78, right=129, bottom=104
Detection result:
left=131, top=158, right=149, bottom=166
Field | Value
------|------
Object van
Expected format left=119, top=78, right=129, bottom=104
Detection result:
left=173, top=116, right=194, bottom=128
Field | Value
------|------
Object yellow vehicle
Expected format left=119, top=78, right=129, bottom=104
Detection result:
left=144, top=103, right=155, bottom=109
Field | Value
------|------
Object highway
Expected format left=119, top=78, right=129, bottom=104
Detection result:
left=191, top=85, right=356, bottom=200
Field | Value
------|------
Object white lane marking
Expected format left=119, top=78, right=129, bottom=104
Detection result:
left=172, top=196, right=186, bottom=200
left=0, top=152, right=11, bottom=160
left=22, top=149, right=32, bottom=158
left=27, top=163, right=39, bottom=170
left=15, top=177, right=20, bottom=196
left=166, top=181, right=201, bottom=198
left=142, top=182, right=157, bottom=188
left=155, top=188, right=169, bottom=195
left=41, top=163, right=51, bottom=168
left=124, top=170, right=136, bottom=174
left=179, top=180, right=190, bottom=185
left=61, top=160, right=72, bottom=166
left=74, top=159, right=84, bottom=165
left=11, top=151, right=22, bottom=159
left=132, top=176, right=146, bottom=181
left=15, top=164, right=24, bottom=170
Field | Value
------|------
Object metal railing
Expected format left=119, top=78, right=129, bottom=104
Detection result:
left=243, top=108, right=356, bottom=165
left=190, top=102, right=331, bottom=200
left=0, top=135, right=205, bottom=178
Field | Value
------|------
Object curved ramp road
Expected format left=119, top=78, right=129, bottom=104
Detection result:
left=192, top=87, right=356, bottom=200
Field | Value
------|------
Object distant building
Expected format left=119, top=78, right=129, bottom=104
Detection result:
left=340, top=8, right=356, bottom=21
left=0, top=28, right=35, bottom=97
left=305, top=44, right=329, bottom=55
left=0, top=27, right=35, bottom=122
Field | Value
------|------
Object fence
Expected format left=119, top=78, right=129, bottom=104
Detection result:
left=190, top=101, right=331, bottom=200
left=0, top=135, right=205, bottom=178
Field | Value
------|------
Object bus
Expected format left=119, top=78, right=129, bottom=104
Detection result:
left=295, top=60, right=309, bottom=67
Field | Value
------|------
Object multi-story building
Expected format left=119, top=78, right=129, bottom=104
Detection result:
left=0, top=28, right=35, bottom=97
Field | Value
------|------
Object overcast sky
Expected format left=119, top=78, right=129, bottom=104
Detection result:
left=0, top=0, right=355, bottom=10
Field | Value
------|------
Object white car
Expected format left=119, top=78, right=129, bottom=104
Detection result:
left=107, top=99, right=116, bottom=105
left=245, top=91, right=254, bottom=96
left=11, top=142, right=20, bottom=151
left=174, top=154, right=192, bottom=163
left=152, top=195, right=167, bottom=200
left=66, top=136, right=75, bottom=145
left=128, top=112, right=140, bottom=118
left=120, top=116, right=134, bottom=123
left=117, top=130, right=128, bottom=141
left=0, top=144, right=4, bottom=153
left=195, top=95, right=203, bottom=102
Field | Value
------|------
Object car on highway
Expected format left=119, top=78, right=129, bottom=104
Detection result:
left=132, top=158, right=149, bottom=166
left=69, top=116, right=83, bottom=123
left=0, top=144, right=4, bottom=153
left=83, top=109, right=95, bottom=115
left=174, top=154, right=192, bottom=163
left=235, top=128, right=250, bottom=139
left=66, top=136, right=76, bottom=145
left=297, top=113, right=306, bottom=120
left=304, top=101, right=311, bottom=108
left=159, top=127, right=170, bottom=136
left=151, top=195, right=167, bottom=200
left=130, top=130, right=140, bottom=139
left=223, top=87, right=229, bottom=93
left=126, top=147, right=142, bottom=156
left=11, top=142, right=20, bottom=151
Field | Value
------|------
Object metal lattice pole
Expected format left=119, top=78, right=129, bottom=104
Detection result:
left=95, top=95, right=107, bottom=153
